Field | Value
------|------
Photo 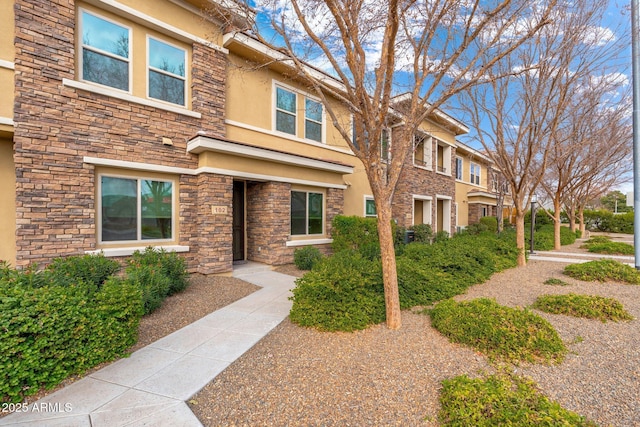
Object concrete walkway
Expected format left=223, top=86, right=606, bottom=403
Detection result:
left=529, top=250, right=634, bottom=265
left=0, top=263, right=295, bottom=427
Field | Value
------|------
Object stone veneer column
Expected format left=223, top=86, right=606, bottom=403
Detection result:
left=195, top=173, right=233, bottom=274
left=246, top=181, right=291, bottom=265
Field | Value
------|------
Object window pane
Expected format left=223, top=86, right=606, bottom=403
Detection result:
left=277, top=87, right=296, bottom=113
left=305, top=98, right=322, bottom=122
left=141, top=180, right=173, bottom=240
left=83, top=49, right=129, bottom=91
left=291, top=191, right=307, bottom=235
left=366, top=199, right=377, bottom=216
left=101, top=176, right=137, bottom=241
left=149, top=38, right=185, bottom=77
left=82, top=12, right=129, bottom=58
left=276, top=110, right=296, bottom=135
left=149, top=70, right=185, bottom=105
left=305, top=121, right=322, bottom=142
left=308, top=193, right=323, bottom=234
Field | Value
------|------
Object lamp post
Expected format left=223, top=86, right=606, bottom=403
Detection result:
left=530, top=194, right=537, bottom=255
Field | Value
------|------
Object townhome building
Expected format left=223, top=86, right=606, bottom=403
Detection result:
left=2, top=0, right=469, bottom=273
left=454, top=141, right=511, bottom=230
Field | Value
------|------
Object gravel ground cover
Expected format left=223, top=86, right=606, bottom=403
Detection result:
left=189, top=238, right=640, bottom=426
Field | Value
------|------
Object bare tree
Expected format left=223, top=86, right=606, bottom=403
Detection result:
left=462, top=0, right=615, bottom=265
left=542, top=80, right=632, bottom=248
left=227, top=0, right=556, bottom=329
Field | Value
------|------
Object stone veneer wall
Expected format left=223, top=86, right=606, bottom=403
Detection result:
left=13, top=0, right=229, bottom=272
left=393, top=145, right=456, bottom=231
left=246, top=181, right=291, bottom=265
left=246, top=182, right=344, bottom=265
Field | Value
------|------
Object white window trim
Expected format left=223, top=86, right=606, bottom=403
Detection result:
left=79, top=8, right=133, bottom=94
left=0, top=60, right=15, bottom=70
left=146, top=35, right=188, bottom=107
left=286, top=238, right=333, bottom=247
left=272, top=80, right=326, bottom=144
left=86, top=245, right=189, bottom=257
left=97, top=172, right=177, bottom=245
left=63, top=79, right=201, bottom=118
left=364, top=195, right=377, bottom=217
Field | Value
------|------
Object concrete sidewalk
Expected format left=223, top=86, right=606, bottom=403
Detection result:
left=529, top=250, right=634, bottom=265
left=0, top=263, right=295, bottom=427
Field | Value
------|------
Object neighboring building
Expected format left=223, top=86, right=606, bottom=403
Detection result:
left=454, top=141, right=511, bottom=230
left=2, top=0, right=468, bottom=273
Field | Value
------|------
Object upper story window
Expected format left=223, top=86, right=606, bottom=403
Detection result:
left=455, top=157, right=463, bottom=180
left=436, top=139, right=452, bottom=175
left=275, top=83, right=325, bottom=143
left=276, top=87, right=297, bottom=135
left=81, top=11, right=131, bottom=91
left=305, top=98, right=323, bottom=142
left=470, top=162, right=481, bottom=185
left=413, top=134, right=432, bottom=169
left=148, top=37, right=186, bottom=106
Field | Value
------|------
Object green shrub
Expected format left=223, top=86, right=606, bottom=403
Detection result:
left=429, top=298, right=566, bottom=364
left=543, top=277, right=570, bottom=286
left=583, top=241, right=634, bottom=255
left=396, top=257, right=463, bottom=308
left=525, top=224, right=577, bottom=250
left=433, top=230, right=450, bottom=243
left=410, top=223, right=433, bottom=243
left=0, top=272, right=142, bottom=403
left=331, top=215, right=379, bottom=254
left=124, top=263, right=172, bottom=315
left=582, top=236, right=612, bottom=245
left=47, top=253, right=120, bottom=289
left=293, top=246, right=324, bottom=270
left=463, top=222, right=489, bottom=235
left=289, top=251, right=385, bottom=331
left=564, top=259, right=640, bottom=284
left=479, top=216, right=498, bottom=232
left=128, top=247, right=189, bottom=295
left=584, top=209, right=633, bottom=233
left=439, top=374, right=596, bottom=426
left=533, top=293, right=633, bottom=322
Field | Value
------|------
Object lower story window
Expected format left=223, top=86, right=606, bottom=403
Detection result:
left=365, top=197, right=377, bottom=217
left=291, top=190, right=323, bottom=235
left=100, top=175, right=173, bottom=242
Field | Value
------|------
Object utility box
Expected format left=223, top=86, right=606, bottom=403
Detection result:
left=404, top=230, right=415, bottom=244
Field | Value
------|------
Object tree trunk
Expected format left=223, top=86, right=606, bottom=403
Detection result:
left=579, top=208, right=587, bottom=237
left=515, top=210, right=527, bottom=266
left=553, top=199, right=562, bottom=250
left=567, top=206, right=576, bottom=232
left=376, top=203, right=402, bottom=329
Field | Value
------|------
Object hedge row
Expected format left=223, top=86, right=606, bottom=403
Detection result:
left=0, top=248, right=189, bottom=403
left=290, top=218, right=519, bottom=331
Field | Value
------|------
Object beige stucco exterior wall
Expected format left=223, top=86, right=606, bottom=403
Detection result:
left=0, top=139, right=16, bottom=265
left=455, top=147, right=494, bottom=227
left=224, top=51, right=373, bottom=218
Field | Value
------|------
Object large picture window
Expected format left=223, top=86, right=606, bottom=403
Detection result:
left=101, top=176, right=173, bottom=242
left=148, top=37, right=186, bottom=106
left=276, top=87, right=297, bottom=135
left=81, top=11, right=131, bottom=91
left=291, top=191, right=323, bottom=235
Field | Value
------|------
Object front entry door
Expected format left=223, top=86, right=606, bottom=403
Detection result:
left=232, top=181, right=245, bottom=262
